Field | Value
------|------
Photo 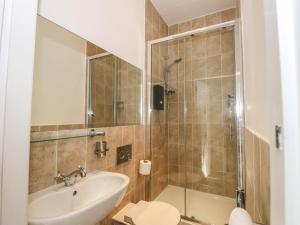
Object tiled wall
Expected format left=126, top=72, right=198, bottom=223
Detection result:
left=145, top=0, right=170, bottom=199
left=146, top=5, right=237, bottom=198
left=168, top=8, right=237, bottom=34
left=29, top=125, right=145, bottom=225
left=31, top=124, right=87, bottom=132
left=245, top=128, right=270, bottom=225
left=165, top=28, right=237, bottom=198
left=236, top=0, right=241, bottom=18
left=86, top=41, right=107, bottom=56
left=145, top=0, right=168, bottom=42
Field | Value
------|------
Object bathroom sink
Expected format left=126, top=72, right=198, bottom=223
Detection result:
left=28, top=171, right=129, bottom=225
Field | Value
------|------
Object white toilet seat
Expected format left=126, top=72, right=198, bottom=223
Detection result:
left=112, top=200, right=181, bottom=225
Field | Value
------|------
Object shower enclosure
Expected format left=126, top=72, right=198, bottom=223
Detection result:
left=146, top=20, right=244, bottom=225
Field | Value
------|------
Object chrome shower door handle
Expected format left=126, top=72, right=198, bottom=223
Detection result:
left=88, top=111, right=95, bottom=117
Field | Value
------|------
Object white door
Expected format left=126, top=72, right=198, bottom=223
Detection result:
left=263, top=0, right=285, bottom=224
left=0, top=0, right=38, bottom=224
left=275, top=0, right=300, bottom=225
left=263, top=0, right=300, bottom=224
left=0, top=0, right=5, bottom=218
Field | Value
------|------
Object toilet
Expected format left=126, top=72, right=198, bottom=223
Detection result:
left=112, top=200, right=181, bottom=225
left=113, top=202, right=259, bottom=225
left=229, top=208, right=260, bottom=225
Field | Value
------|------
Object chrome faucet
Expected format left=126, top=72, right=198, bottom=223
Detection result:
left=55, top=165, right=87, bottom=187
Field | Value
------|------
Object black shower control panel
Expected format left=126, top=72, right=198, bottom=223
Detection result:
left=153, top=85, right=164, bottom=110
left=116, top=144, right=132, bottom=165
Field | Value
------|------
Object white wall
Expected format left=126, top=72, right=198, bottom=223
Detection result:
left=38, top=0, right=145, bottom=70
left=31, top=16, right=86, bottom=125
left=241, top=0, right=269, bottom=141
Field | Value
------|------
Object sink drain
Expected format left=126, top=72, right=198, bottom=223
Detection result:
left=73, top=190, right=77, bottom=196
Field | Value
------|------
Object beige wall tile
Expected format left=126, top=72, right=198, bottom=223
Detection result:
left=245, top=129, right=255, bottom=215
left=221, top=30, right=234, bottom=53
left=260, top=139, right=270, bottom=225
left=236, top=0, right=241, bottom=18
left=178, top=21, right=192, bottom=33
left=206, top=79, right=222, bottom=101
left=192, top=17, right=205, bottom=29
left=221, top=8, right=237, bottom=22
left=159, top=16, right=168, bottom=37
left=192, top=34, right=206, bottom=59
left=168, top=24, right=179, bottom=35
left=106, top=126, right=123, bottom=147
left=206, top=31, right=221, bottom=57
left=145, top=0, right=167, bottom=41
left=206, top=55, right=221, bottom=77
left=29, top=142, right=56, bottom=193
left=86, top=133, right=107, bottom=172
left=168, top=124, right=179, bottom=144
left=192, top=58, right=206, bottom=79
left=222, top=52, right=235, bottom=75
left=253, top=135, right=263, bottom=222
left=86, top=42, right=98, bottom=56
left=122, top=126, right=135, bottom=145
left=39, top=125, right=58, bottom=131
left=205, top=12, right=222, bottom=26
left=221, top=76, right=235, bottom=101
left=31, top=126, right=40, bottom=132
left=57, top=137, right=87, bottom=174
left=245, top=128, right=270, bottom=225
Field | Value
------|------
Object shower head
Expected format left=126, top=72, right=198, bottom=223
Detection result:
left=165, top=58, right=182, bottom=72
left=174, top=58, right=182, bottom=63
left=163, top=58, right=183, bottom=93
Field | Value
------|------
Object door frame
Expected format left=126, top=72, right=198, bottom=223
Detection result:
left=275, top=0, right=300, bottom=224
left=146, top=19, right=244, bottom=215
left=0, top=0, right=38, bottom=224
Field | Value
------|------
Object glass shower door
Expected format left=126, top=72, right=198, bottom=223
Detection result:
left=184, top=29, right=237, bottom=224
left=150, top=25, right=239, bottom=225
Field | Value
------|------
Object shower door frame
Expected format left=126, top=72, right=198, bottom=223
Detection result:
left=86, top=52, right=118, bottom=127
left=146, top=19, right=245, bottom=214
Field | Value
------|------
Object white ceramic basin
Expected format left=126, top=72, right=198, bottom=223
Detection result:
left=28, top=171, right=129, bottom=225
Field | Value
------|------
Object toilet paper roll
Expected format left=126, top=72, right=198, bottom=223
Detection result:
left=139, top=160, right=151, bottom=175
left=229, top=208, right=252, bottom=225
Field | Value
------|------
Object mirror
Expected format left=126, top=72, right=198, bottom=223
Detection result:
left=31, top=16, right=142, bottom=129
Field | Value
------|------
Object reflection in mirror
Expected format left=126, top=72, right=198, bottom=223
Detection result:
left=87, top=53, right=142, bottom=127
left=31, top=16, right=142, bottom=130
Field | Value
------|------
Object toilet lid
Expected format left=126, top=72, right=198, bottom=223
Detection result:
left=132, top=201, right=181, bottom=225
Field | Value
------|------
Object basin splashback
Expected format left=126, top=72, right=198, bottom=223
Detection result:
left=29, top=125, right=145, bottom=225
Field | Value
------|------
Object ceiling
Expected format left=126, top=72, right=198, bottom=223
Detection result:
left=150, top=0, right=236, bottom=25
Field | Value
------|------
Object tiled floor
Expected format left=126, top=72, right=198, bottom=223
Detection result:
left=156, top=185, right=236, bottom=225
